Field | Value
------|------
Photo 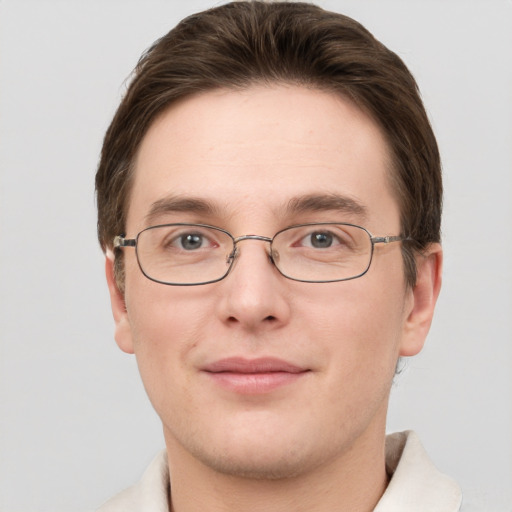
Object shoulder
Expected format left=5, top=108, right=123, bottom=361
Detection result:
left=96, top=450, right=169, bottom=512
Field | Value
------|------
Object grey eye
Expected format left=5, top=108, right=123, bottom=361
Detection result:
left=309, top=232, right=334, bottom=248
left=180, top=233, right=204, bottom=250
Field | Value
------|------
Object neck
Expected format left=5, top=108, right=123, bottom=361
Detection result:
left=165, top=424, right=389, bottom=512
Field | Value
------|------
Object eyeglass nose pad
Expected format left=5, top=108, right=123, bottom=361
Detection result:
left=226, top=244, right=276, bottom=269
left=226, top=247, right=238, bottom=265
left=269, top=248, right=280, bottom=265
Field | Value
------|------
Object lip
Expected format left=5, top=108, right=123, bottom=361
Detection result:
left=202, top=357, right=310, bottom=394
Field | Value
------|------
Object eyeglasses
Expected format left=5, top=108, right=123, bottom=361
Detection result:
left=113, top=222, right=407, bottom=286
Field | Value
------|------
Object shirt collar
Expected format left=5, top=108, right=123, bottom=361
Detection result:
left=375, top=430, right=462, bottom=511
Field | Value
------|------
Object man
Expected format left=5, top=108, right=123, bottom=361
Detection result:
left=95, top=2, right=462, bottom=510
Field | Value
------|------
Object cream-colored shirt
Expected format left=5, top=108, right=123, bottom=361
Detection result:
left=97, top=431, right=462, bottom=512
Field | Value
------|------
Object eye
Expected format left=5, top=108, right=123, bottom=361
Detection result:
left=299, top=230, right=343, bottom=249
left=178, top=233, right=207, bottom=251
left=307, top=232, right=335, bottom=248
left=160, top=229, right=219, bottom=252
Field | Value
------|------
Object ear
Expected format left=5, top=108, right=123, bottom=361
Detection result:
left=105, top=251, right=135, bottom=354
left=399, top=243, right=443, bottom=357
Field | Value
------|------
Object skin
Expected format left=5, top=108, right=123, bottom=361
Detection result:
left=106, top=85, right=442, bottom=512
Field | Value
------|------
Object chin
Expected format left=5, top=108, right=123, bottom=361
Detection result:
left=193, top=447, right=315, bottom=481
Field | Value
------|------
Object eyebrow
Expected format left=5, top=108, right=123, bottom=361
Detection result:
left=284, top=193, right=367, bottom=219
left=144, top=192, right=367, bottom=225
left=145, top=195, right=219, bottom=224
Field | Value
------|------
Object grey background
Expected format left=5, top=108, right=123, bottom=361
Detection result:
left=1, top=1, right=511, bottom=511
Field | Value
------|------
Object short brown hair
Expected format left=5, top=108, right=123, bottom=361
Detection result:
left=96, top=1, right=441, bottom=287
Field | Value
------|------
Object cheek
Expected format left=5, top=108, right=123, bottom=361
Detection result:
left=124, top=277, right=215, bottom=403
left=297, top=275, right=406, bottom=376
left=127, top=284, right=211, bottom=357
left=124, top=248, right=210, bottom=341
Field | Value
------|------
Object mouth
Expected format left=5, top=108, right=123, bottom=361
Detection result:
left=201, top=357, right=310, bottom=394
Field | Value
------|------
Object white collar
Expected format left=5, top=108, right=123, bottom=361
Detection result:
left=375, top=430, right=462, bottom=511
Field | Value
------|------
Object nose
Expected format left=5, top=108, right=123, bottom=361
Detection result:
left=216, top=238, right=291, bottom=331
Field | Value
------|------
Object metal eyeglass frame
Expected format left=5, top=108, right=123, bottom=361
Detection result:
left=113, top=222, right=408, bottom=286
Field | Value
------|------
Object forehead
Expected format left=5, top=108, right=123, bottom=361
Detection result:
left=127, top=85, right=398, bottom=232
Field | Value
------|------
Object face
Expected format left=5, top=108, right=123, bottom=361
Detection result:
left=107, top=85, right=440, bottom=480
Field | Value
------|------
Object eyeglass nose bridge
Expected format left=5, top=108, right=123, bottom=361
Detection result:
left=226, top=234, right=274, bottom=264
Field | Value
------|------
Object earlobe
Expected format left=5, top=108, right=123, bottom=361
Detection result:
left=105, top=251, right=135, bottom=354
left=400, top=243, right=443, bottom=357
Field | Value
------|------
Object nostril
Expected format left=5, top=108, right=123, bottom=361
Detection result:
left=228, top=315, right=276, bottom=323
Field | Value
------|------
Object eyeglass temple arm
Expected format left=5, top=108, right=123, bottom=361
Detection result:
left=371, top=235, right=409, bottom=244
left=113, top=236, right=136, bottom=248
